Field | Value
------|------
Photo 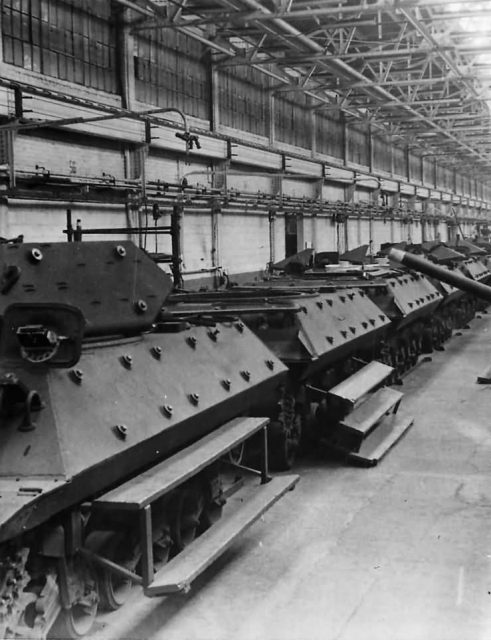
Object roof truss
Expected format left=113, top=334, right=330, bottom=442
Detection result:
left=115, top=0, right=491, bottom=173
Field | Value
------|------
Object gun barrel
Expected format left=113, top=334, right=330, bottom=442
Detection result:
left=388, top=248, right=491, bottom=303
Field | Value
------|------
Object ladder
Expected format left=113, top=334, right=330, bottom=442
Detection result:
left=326, top=361, right=413, bottom=466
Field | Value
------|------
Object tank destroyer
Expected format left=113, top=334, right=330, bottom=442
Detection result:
left=165, top=286, right=413, bottom=468
left=242, top=260, right=444, bottom=380
left=395, top=242, right=491, bottom=333
left=388, top=247, right=491, bottom=304
left=0, top=241, right=297, bottom=639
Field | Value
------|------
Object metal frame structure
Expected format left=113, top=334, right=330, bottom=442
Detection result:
left=113, top=0, right=491, bottom=177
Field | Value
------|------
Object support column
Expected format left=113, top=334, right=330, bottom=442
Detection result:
left=0, top=199, right=9, bottom=239
left=312, top=178, right=323, bottom=251
left=309, top=97, right=316, bottom=159
left=311, top=211, right=318, bottom=251
left=342, top=113, right=348, bottom=167
left=115, top=7, right=136, bottom=109
left=268, top=91, right=275, bottom=147
left=208, top=51, right=220, bottom=133
left=268, top=208, right=276, bottom=267
left=211, top=197, right=222, bottom=287
left=368, top=123, right=374, bottom=173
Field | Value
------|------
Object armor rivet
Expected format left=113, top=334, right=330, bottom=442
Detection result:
left=188, top=393, right=200, bottom=406
left=121, top=354, right=133, bottom=369
left=113, top=424, right=128, bottom=440
left=151, top=346, right=162, bottom=359
left=162, top=404, right=173, bottom=418
left=69, top=369, right=84, bottom=384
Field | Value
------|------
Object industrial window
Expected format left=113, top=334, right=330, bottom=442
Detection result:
left=408, top=151, right=422, bottom=183
left=274, top=93, right=311, bottom=148
left=372, top=134, right=392, bottom=173
left=436, top=164, right=446, bottom=190
left=134, top=30, right=209, bottom=120
left=316, top=111, right=344, bottom=160
left=447, top=168, right=455, bottom=192
left=455, top=172, right=463, bottom=195
left=393, top=145, right=407, bottom=178
left=423, top=157, right=434, bottom=186
left=218, top=66, right=269, bottom=136
left=1, top=0, right=117, bottom=92
left=346, top=124, right=369, bottom=167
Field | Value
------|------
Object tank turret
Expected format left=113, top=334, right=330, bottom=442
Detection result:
left=0, top=240, right=171, bottom=337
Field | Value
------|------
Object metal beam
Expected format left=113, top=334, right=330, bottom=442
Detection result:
left=112, top=0, right=491, bottom=172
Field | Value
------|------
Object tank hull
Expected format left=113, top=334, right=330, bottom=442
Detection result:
left=0, top=325, right=287, bottom=543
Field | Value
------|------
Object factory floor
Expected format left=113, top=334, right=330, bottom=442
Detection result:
left=92, top=312, right=491, bottom=640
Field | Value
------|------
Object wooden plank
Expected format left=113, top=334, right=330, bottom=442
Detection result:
left=94, top=417, right=270, bottom=511
left=348, top=414, right=414, bottom=467
left=340, top=387, right=403, bottom=436
left=328, top=361, right=393, bottom=406
left=477, top=365, right=491, bottom=384
left=145, top=475, right=299, bottom=596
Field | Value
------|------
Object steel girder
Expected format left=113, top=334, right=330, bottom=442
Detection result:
left=115, top=0, right=491, bottom=173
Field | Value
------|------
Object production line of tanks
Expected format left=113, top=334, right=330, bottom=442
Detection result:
left=0, top=233, right=489, bottom=640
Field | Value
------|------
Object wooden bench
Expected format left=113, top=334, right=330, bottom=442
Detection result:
left=91, top=416, right=299, bottom=594
left=145, top=475, right=297, bottom=596
left=328, top=361, right=394, bottom=409
left=340, top=387, right=403, bottom=438
left=95, top=417, right=271, bottom=511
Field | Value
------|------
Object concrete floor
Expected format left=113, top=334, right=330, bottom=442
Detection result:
left=92, top=312, right=491, bottom=640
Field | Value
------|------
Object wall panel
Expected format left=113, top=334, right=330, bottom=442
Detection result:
left=322, top=183, right=346, bottom=201
left=302, top=214, right=314, bottom=249
left=353, top=187, right=372, bottom=203
left=436, top=164, right=447, bottom=190
left=15, top=133, right=125, bottom=178
left=273, top=215, right=286, bottom=264
left=181, top=210, right=213, bottom=272
left=274, top=93, right=311, bottom=149
left=423, top=158, right=434, bottom=186
left=409, top=152, right=422, bottom=183
left=220, top=212, right=270, bottom=274
left=314, top=216, right=337, bottom=252
left=346, top=218, right=360, bottom=249
left=372, top=219, right=392, bottom=251
left=393, top=146, right=407, bottom=178
left=372, top=135, right=392, bottom=173
left=346, top=124, right=369, bottom=167
left=134, top=30, right=209, bottom=119
left=437, top=221, right=448, bottom=242
left=410, top=221, right=423, bottom=244
left=315, top=112, right=344, bottom=160
left=217, top=66, right=269, bottom=136
left=4, top=199, right=126, bottom=242
left=282, top=178, right=316, bottom=199
left=144, top=153, right=210, bottom=186
left=226, top=173, right=274, bottom=194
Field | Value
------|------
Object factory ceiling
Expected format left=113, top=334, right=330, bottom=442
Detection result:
left=117, top=0, right=491, bottom=176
